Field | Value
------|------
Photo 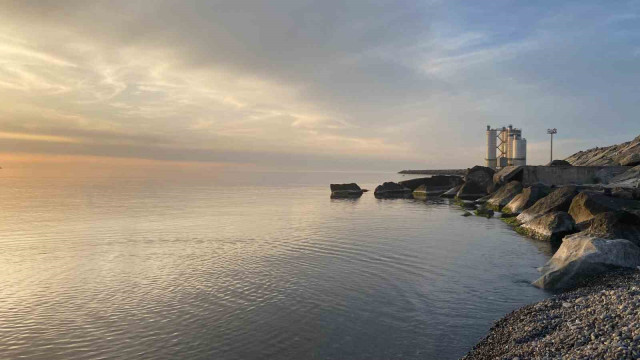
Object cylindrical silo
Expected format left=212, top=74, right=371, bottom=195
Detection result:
left=512, top=138, right=527, bottom=166
left=486, top=128, right=497, bottom=169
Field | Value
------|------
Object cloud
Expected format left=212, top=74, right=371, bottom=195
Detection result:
left=0, top=0, right=638, bottom=170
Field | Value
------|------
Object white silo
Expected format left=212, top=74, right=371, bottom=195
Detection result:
left=512, top=138, right=527, bottom=166
left=485, top=125, right=497, bottom=169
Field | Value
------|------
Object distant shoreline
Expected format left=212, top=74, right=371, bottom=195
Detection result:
left=398, top=169, right=466, bottom=176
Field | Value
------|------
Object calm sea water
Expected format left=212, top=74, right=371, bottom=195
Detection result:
left=0, top=166, right=553, bottom=360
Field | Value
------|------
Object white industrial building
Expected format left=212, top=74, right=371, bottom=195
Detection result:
left=485, top=125, right=527, bottom=169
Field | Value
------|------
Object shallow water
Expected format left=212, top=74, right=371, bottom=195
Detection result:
left=0, top=167, right=553, bottom=359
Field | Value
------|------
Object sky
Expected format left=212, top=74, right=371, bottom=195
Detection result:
left=0, top=0, right=639, bottom=171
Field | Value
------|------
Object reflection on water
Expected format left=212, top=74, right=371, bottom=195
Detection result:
left=0, top=167, right=552, bottom=360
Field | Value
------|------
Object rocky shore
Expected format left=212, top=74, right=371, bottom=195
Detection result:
left=463, top=269, right=640, bottom=360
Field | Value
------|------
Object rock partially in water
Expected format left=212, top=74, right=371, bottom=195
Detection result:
left=518, top=211, right=576, bottom=242
left=533, top=234, right=640, bottom=290
left=475, top=206, right=494, bottom=218
left=330, top=183, right=363, bottom=198
left=474, top=194, right=492, bottom=205
left=456, top=181, right=489, bottom=200
left=374, top=182, right=412, bottom=199
left=412, top=176, right=464, bottom=197
left=399, top=175, right=463, bottom=191
left=440, top=184, right=462, bottom=198
left=516, top=186, right=579, bottom=224
left=503, top=183, right=551, bottom=215
left=568, top=191, right=640, bottom=224
left=486, top=181, right=523, bottom=211
left=456, top=166, right=497, bottom=200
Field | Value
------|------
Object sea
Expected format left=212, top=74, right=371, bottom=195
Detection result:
left=0, top=165, right=553, bottom=360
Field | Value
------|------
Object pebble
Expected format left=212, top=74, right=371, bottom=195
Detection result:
left=462, top=269, right=640, bottom=359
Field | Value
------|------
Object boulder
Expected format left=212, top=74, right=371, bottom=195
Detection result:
left=474, top=194, right=492, bottom=205
left=611, top=187, right=637, bottom=200
left=609, top=165, right=640, bottom=188
left=475, top=206, right=494, bottom=218
left=464, top=166, right=496, bottom=191
left=486, top=181, right=523, bottom=210
left=516, top=186, right=579, bottom=223
left=620, top=153, right=640, bottom=167
left=374, top=182, right=412, bottom=199
left=547, top=159, right=572, bottom=167
left=440, top=184, right=462, bottom=198
left=330, top=183, right=363, bottom=198
left=492, top=166, right=524, bottom=187
left=518, top=211, right=576, bottom=242
left=593, top=167, right=630, bottom=184
left=564, top=134, right=640, bottom=166
left=399, top=175, right=463, bottom=191
left=456, top=181, right=489, bottom=200
left=582, top=211, right=640, bottom=246
left=568, top=191, right=640, bottom=224
left=503, top=183, right=551, bottom=215
left=533, top=234, right=640, bottom=290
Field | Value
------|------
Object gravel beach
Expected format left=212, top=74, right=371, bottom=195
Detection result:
left=463, top=269, right=640, bottom=360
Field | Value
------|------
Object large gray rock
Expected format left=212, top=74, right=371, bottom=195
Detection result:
left=568, top=191, right=640, bottom=224
left=565, top=134, right=640, bottom=166
left=503, top=183, right=551, bottom=215
left=374, top=182, right=412, bottom=199
left=455, top=166, right=496, bottom=200
left=620, top=153, right=640, bottom=167
left=533, top=234, right=640, bottom=290
left=486, top=181, right=523, bottom=210
left=593, top=167, right=630, bottom=184
left=456, top=181, right=489, bottom=200
left=330, top=183, right=363, bottom=198
left=464, top=166, right=495, bottom=190
left=492, top=166, right=524, bottom=187
left=516, top=186, right=579, bottom=223
left=609, top=165, right=640, bottom=188
left=399, top=175, right=463, bottom=191
left=519, top=211, right=576, bottom=242
left=582, top=211, right=640, bottom=246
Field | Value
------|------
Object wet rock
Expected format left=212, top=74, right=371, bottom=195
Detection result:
left=398, top=175, right=463, bottom=191
left=503, top=183, right=552, bottom=215
left=474, top=194, right=492, bottom=205
left=568, top=191, right=640, bottom=224
left=373, top=182, right=412, bottom=199
left=487, top=181, right=523, bottom=211
left=518, top=211, right=576, bottom=242
left=516, top=186, right=579, bottom=223
left=456, top=181, right=489, bottom=200
left=533, top=234, right=640, bottom=290
left=330, top=183, right=363, bottom=198
left=440, top=184, right=462, bottom=198
left=475, top=206, right=494, bottom=218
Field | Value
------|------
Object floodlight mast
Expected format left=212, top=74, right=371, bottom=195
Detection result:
left=547, top=128, right=558, bottom=163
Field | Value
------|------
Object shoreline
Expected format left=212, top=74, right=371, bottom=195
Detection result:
left=462, top=268, right=640, bottom=359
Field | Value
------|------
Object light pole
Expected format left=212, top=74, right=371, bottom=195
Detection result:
left=547, top=128, right=557, bottom=163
